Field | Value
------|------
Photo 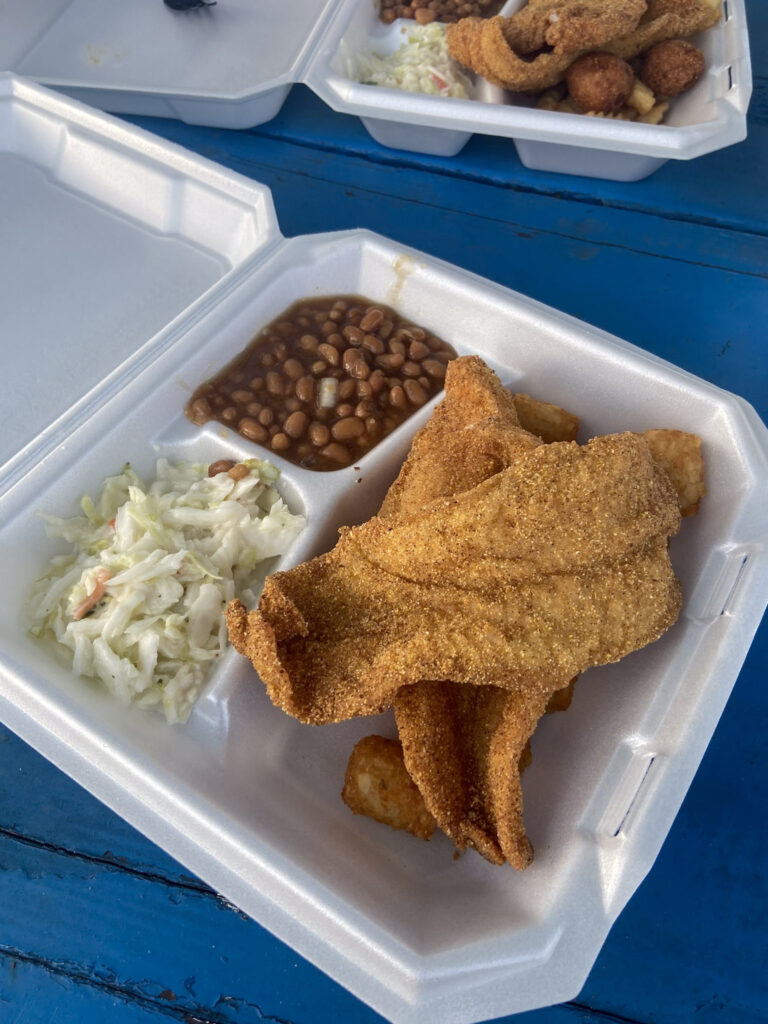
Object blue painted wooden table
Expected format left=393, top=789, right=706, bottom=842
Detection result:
left=2, top=5, right=766, bottom=1022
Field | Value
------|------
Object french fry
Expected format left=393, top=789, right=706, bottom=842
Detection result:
left=512, top=393, right=580, bottom=443
left=342, top=735, right=436, bottom=841
left=643, top=429, right=705, bottom=516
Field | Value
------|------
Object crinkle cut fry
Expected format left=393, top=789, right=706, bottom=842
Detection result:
left=227, top=429, right=681, bottom=733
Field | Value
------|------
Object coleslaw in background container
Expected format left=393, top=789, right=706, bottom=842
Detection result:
left=1, top=77, right=767, bottom=1023
left=0, top=0, right=752, bottom=180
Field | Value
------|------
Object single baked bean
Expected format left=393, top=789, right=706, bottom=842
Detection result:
left=376, top=353, right=405, bottom=370
left=308, top=422, right=331, bottom=447
left=343, top=349, right=370, bottom=379
left=335, top=403, right=355, bottom=419
left=418, top=376, right=430, bottom=389
left=311, top=360, right=328, bottom=376
left=269, top=423, right=280, bottom=437
left=404, top=380, right=428, bottom=406
left=271, top=432, right=291, bottom=452
left=247, top=401, right=263, bottom=415
left=427, top=335, right=443, bottom=351
left=265, top=371, right=284, bottom=396
left=422, top=358, right=447, bottom=379
left=321, top=320, right=337, bottom=336
left=355, top=400, right=375, bottom=418
left=208, top=459, right=235, bottom=477
left=213, top=395, right=227, bottom=408
left=221, top=406, right=237, bottom=423
left=320, top=443, right=351, bottom=465
left=274, top=342, right=287, bottom=361
left=332, top=417, right=365, bottom=441
left=228, top=463, right=250, bottom=481
left=368, top=369, right=386, bottom=394
left=356, top=380, right=373, bottom=399
left=188, top=397, right=212, bottom=424
left=362, top=333, right=385, bottom=355
left=389, top=385, right=407, bottom=409
left=239, top=417, right=268, bottom=443
left=388, top=339, right=407, bottom=356
left=365, top=416, right=380, bottom=437
left=295, top=376, right=315, bottom=402
left=284, top=397, right=301, bottom=413
left=408, top=340, right=430, bottom=361
left=258, top=408, right=274, bottom=427
left=300, top=334, right=319, bottom=352
left=402, top=360, right=422, bottom=378
left=231, top=389, right=254, bottom=405
left=261, top=352, right=275, bottom=368
left=249, top=377, right=264, bottom=391
left=329, top=309, right=344, bottom=322
left=318, top=342, right=340, bottom=366
left=359, top=308, right=384, bottom=332
left=379, top=319, right=394, bottom=339
left=284, top=358, right=303, bottom=380
left=284, top=410, right=309, bottom=439
left=343, top=324, right=365, bottom=345
left=338, top=378, right=357, bottom=401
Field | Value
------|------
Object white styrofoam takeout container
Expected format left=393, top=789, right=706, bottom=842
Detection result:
left=1, top=76, right=767, bottom=1024
left=0, top=0, right=752, bottom=180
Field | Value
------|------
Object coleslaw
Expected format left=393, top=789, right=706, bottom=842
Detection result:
left=27, top=459, right=305, bottom=723
left=349, top=23, right=472, bottom=99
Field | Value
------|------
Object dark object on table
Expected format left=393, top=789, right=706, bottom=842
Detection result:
left=164, top=0, right=216, bottom=11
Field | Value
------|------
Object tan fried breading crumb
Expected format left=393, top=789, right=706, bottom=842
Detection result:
left=342, top=736, right=436, bottom=841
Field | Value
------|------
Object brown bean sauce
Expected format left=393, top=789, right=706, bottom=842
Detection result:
left=186, top=296, right=457, bottom=472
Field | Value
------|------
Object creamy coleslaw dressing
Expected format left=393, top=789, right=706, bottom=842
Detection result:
left=27, top=459, right=305, bottom=723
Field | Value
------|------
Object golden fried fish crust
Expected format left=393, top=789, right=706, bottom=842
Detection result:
left=394, top=681, right=551, bottom=867
left=226, top=429, right=682, bottom=727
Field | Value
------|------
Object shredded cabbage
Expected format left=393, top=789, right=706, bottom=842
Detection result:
left=27, top=460, right=305, bottom=724
left=349, top=23, right=472, bottom=99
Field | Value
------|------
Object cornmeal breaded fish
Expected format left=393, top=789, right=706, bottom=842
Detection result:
left=227, top=428, right=682, bottom=727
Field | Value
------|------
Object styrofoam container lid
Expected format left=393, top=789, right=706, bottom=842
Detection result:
left=0, top=72, right=280, bottom=492
left=1, top=77, right=767, bottom=1024
left=0, top=0, right=752, bottom=178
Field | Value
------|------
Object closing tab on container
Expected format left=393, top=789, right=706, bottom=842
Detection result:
left=0, top=74, right=281, bottom=495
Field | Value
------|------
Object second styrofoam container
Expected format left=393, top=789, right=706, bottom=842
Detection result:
left=307, top=0, right=752, bottom=178
left=1, top=0, right=752, bottom=180
left=0, top=80, right=766, bottom=1019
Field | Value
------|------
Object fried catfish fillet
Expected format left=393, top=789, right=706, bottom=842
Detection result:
left=227, top=429, right=682, bottom=729
left=381, top=359, right=554, bottom=867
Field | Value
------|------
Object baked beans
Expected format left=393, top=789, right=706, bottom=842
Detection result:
left=379, top=0, right=505, bottom=25
left=186, top=296, right=457, bottom=472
